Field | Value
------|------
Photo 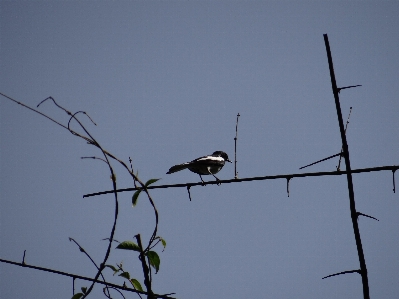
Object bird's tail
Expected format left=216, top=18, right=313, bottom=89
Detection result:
left=166, top=163, right=190, bottom=174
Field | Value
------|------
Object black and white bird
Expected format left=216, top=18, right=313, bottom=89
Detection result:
left=167, top=151, right=232, bottom=184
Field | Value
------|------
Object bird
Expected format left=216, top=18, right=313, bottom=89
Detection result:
left=167, top=151, right=232, bottom=184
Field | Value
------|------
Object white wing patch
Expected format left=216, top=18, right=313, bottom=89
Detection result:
left=196, top=156, right=224, bottom=162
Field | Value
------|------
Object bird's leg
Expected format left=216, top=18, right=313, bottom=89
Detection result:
left=199, top=174, right=206, bottom=186
left=212, top=174, right=221, bottom=186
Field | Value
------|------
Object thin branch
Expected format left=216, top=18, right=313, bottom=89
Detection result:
left=234, top=113, right=240, bottom=179
left=129, top=157, right=139, bottom=189
left=1, top=93, right=134, bottom=181
left=149, top=239, right=161, bottom=251
left=81, top=156, right=108, bottom=164
left=299, top=108, right=351, bottom=171
left=69, top=237, right=100, bottom=269
left=142, top=188, right=159, bottom=253
left=114, top=263, right=143, bottom=299
left=300, top=152, right=342, bottom=170
left=337, top=107, right=352, bottom=171
left=0, top=258, right=175, bottom=299
left=135, top=234, right=153, bottom=299
left=103, top=286, right=126, bottom=299
left=39, top=98, right=121, bottom=299
left=2, top=93, right=162, bottom=296
left=69, top=237, right=111, bottom=297
left=1, top=92, right=68, bottom=130
left=67, top=111, right=97, bottom=129
left=83, top=165, right=399, bottom=198
left=28, top=95, right=121, bottom=298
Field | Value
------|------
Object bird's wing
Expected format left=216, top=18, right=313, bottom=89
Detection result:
left=194, top=155, right=225, bottom=164
left=166, top=163, right=190, bottom=174
left=167, top=154, right=225, bottom=174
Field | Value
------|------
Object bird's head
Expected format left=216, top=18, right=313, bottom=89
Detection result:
left=213, top=151, right=232, bottom=163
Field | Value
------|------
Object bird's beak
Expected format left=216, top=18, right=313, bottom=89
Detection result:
left=227, top=159, right=232, bottom=163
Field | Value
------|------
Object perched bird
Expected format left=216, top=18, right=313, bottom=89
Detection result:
left=167, top=151, right=232, bottom=184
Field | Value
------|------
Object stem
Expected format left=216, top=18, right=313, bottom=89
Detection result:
left=324, top=33, right=370, bottom=299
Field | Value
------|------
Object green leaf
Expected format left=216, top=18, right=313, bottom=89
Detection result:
left=145, top=178, right=160, bottom=187
left=146, top=250, right=160, bottom=273
left=81, top=287, right=87, bottom=294
left=105, top=264, right=118, bottom=273
left=116, top=241, right=141, bottom=252
left=132, top=190, right=141, bottom=206
left=71, top=293, right=83, bottom=299
left=119, top=272, right=130, bottom=279
left=130, top=278, right=143, bottom=292
left=160, top=238, right=167, bottom=249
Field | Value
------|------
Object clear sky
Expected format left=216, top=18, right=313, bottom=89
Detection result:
left=1, top=1, right=398, bottom=299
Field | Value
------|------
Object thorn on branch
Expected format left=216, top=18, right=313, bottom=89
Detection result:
left=337, top=85, right=362, bottom=93
left=187, top=186, right=192, bottom=201
left=357, top=212, right=379, bottom=221
left=161, top=292, right=177, bottom=297
left=286, top=177, right=292, bottom=197
left=73, top=277, right=76, bottom=295
left=322, top=269, right=361, bottom=279
left=22, top=250, right=26, bottom=265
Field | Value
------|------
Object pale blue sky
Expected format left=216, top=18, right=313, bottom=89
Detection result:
left=1, top=1, right=398, bottom=299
